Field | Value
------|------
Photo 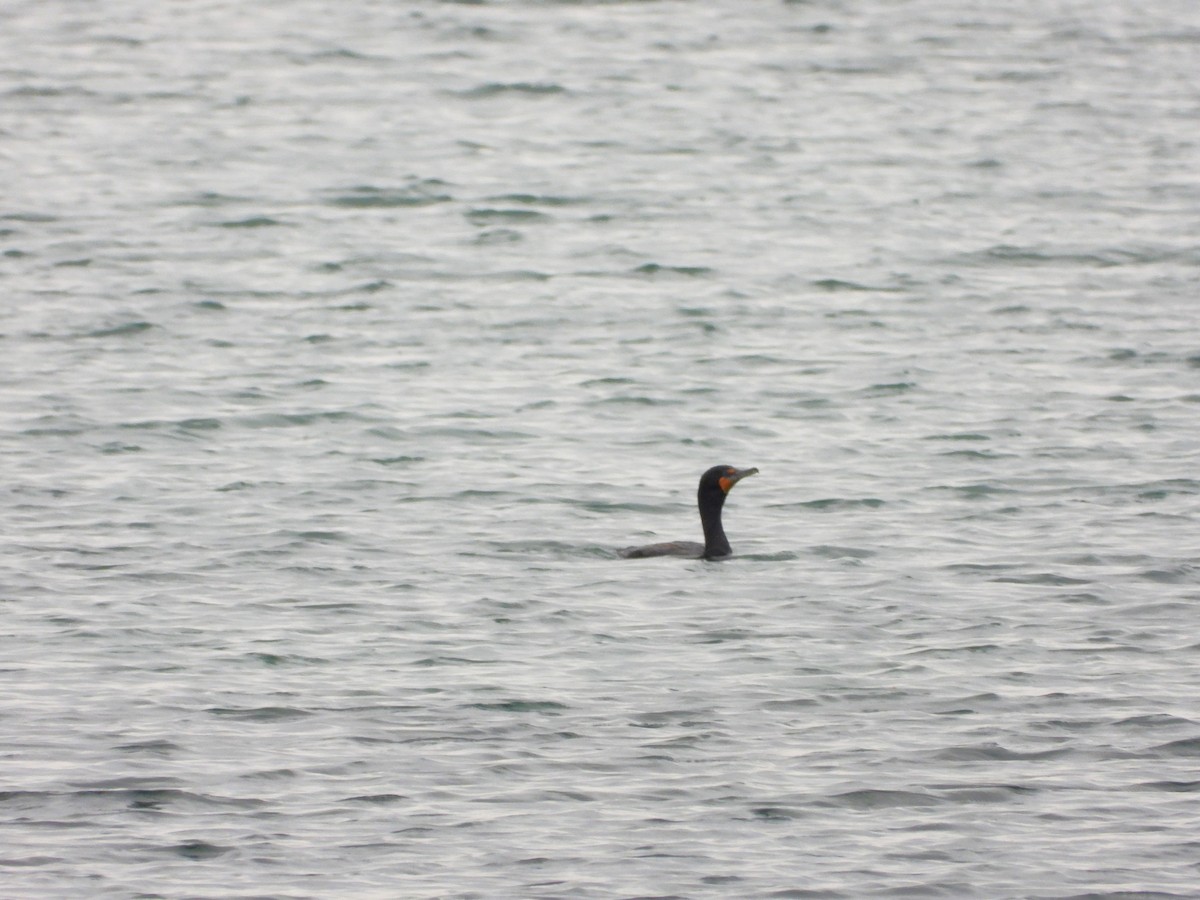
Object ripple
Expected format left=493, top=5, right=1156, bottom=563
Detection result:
left=454, top=82, right=567, bottom=98
left=162, top=840, right=232, bottom=860
left=83, top=321, right=154, bottom=338
left=216, top=216, right=285, bottom=228
left=325, top=183, right=451, bottom=208
left=819, top=789, right=944, bottom=810
left=469, top=700, right=569, bottom=714
left=933, top=743, right=1075, bottom=762
left=207, top=706, right=313, bottom=721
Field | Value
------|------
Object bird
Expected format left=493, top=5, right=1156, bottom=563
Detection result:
left=618, top=465, right=759, bottom=560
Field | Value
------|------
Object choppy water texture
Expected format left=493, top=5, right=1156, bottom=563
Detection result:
left=3, top=0, right=1200, bottom=897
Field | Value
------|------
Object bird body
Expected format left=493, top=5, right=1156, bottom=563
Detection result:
left=619, top=465, right=758, bottom=560
left=619, top=539, right=707, bottom=560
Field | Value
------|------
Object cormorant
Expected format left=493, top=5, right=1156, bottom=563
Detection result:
left=619, top=465, right=758, bottom=560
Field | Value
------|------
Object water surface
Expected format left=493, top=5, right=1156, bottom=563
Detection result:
left=3, top=1, right=1199, bottom=897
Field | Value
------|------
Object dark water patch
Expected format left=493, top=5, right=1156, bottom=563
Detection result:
left=444, top=489, right=523, bottom=503
left=217, top=479, right=280, bottom=492
left=248, top=652, right=329, bottom=667
left=859, top=381, right=917, bottom=397
left=370, top=454, right=425, bottom=466
left=1131, top=781, right=1200, bottom=792
left=1056, top=553, right=1145, bottom=567
left=70, top=776, right=182, bottom=792
left=126, top=792, right=195, bottom=813
left=216, top=216, right=285, bottom=228
left=0, top=855, right=63, bottom=867
left=575, top=498, right=665, bottom=515
left=84, top=321, right=154, bottom=338
left=162, top=840, right=231, bottom=860
left=762, top=697, right=820, bottom=712
left=488, top=193, right=582, bottom=207
left=413, top=656, right=500, bottom=667
left=349, top=281, right=389, bottom=296
left=1135, top=479, right=1200, bottom=499
left=899, top=644, right=1003, bottom=660
left=452, top=268, right=552, bottom=282
left=929, top=482, right=1015, bottom=499
left=193, top=299, right=226, bottom=311
left=20, top=421, right=90, bottom=437
left=1115, top=714, right=1198, bottom=729
left=31, top=786, right=264, bottom=814
left=1148, top=738, right=1200, bottom=758
left=175, top=191, right=248, bottom=207
left=517, top=398, right=556, bottom=411
left=741, top=550, right=801, bottom=562
left=1137, top=565, right=1197, bottom=584
left=207, top=706, right=312, bottom=722
left=923, top=432, right=991, bottom=442
left=0, top=210, right=58, bottom=222
left=342, top=794, right=407, bottom=804
left=937, top=449, right=1013, bottom=460
left=763, top=886, right=848, bottom=899
left=955, top=243, right=1149, bottom=268
left=799, top=497, right=885, bottom=511
left=108, top=416, right=219, bottom=436
left=299, top=47, right=383, bottom=64
left=237, top=410, right=368, bottom=428
left=748, top=806, right=803, bottom=821
left=114, top=739, right=182, bottom=756
left=485, top=539, right=598, bottom=558
left=591, top=394, right=680, bottom=407
left=809, top=545, right=875, bottom=559
left=933, top=743, right=1074, bottom=761
left=455, top=82, right=567, bottom=98
left=474, top=227, right=522, bottom=244
left=54, top=257, right=91, bottom=267
left=466, top=208, right=551, bottom=225
left=693, top=628, right=758, bottom=644
left=630, top=709, right=713, bottom=729
left=178, top=417, right=222, bottom=432
left=1123, top=602, right=1200, bottom=624
left=716, top=352, right=792, bottom=367
left=702, top=875, right=746, bottom=886
left=1033, top=717, right=1110, bottom=733
left=811, top=278, right=878, bottom=292
left=779, top=394, right=834, bottom=412
left=808, top=58, right=909, bottom=76
left=241, top=769, right=298, bottom=782
left=820, top=789, right=943, bottom=810
left=469, top=700, right=568, bottom=714
left=633, top=262, right=714, bottom=277
left=934, top=784, right=1037, bottom=803
left=991, top=572, right=1092, bottom=586
left=1059, top=592, right=1108, bottom=605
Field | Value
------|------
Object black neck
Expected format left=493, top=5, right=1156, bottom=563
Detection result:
left=699, top=490, right=730, bottom=558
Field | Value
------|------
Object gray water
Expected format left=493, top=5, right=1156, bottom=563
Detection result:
left=3, top=1, right=1200, bottom=897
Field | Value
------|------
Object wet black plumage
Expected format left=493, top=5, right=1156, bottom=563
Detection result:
left=618, top=465, right=758, bottom=560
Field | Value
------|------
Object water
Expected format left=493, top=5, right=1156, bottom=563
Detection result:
left=3, top=0, right=1199, bottom=896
